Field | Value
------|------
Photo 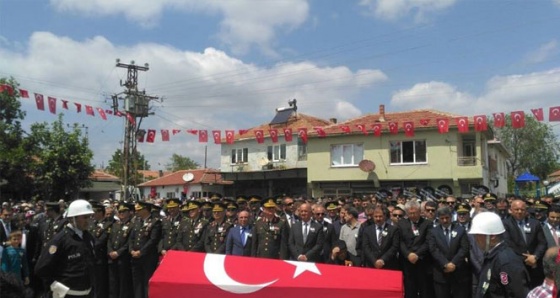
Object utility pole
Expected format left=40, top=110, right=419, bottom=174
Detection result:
left=112, top=59, right=159, bottom=201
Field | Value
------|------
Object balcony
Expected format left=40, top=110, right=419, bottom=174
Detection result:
left=457, top=156, right=477, bottom=166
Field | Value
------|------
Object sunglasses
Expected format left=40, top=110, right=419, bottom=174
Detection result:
left=314, top=213, right=325, bottom=216
left=392, top=214, right=403, bottom=218
left=446, top=202, right=456, bottom=205
left=284, top=202, right=294, bottom=206
left=425, top=209, right=436, bottom=213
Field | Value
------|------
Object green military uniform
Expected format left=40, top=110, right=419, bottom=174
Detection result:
left=89, top=202, right=113, bottom=298
left=174, top=201, right=209, bottom=252
left=251, top=199, right=289, bottom=260
left=107, top=203, right=135, bottom=298
left=158, top=198, right=182, bottom=254
left=203, top=203, right=233, bottom=254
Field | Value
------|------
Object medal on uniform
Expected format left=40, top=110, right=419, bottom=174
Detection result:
left=218, top=227, right=223, bottom=233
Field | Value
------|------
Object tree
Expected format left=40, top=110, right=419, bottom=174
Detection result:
left=28, top=114, right=94, bottom=201
left=106, top=148, right=149, bottom=185
left=166, top=153, right=199, bottom=171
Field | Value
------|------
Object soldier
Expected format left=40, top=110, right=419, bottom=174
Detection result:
left=129, top=200, right=162, bottom=298
left=38, top=202, right=68, bottom=253
left=248, top=195, right=263, bottom=223
left=158, top=198, right=182, bottom=258
left=455, top=203, right=472, bottom=231
left=201, top=201, right=213, bottom=222
left=225, top=200, right=238, bottom=225
left=202, top=202, right=233, bottom=254
left=175, top=201, right=209, bottom=252
left=251, top=198, right=289, bottom=259
left=235, top=196, right=249, bottom=212
left=88, top=201, right=113, bottom=298
left=107, top=202, right=134, bottom=298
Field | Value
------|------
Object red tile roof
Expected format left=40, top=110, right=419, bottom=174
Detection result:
left=233, top=113, right=332, bottom=140
left=90, top=170, right=120, bottom=182
left=138, top=169, right=232, bottom=187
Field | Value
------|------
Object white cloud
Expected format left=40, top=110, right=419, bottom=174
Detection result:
left=50, top=0, right=309, bottom=56
left=524, top=40, right=558, bottom=64
left=391, top=81, right=473, bottom=111
left=358, top=0, right=457, bottom=22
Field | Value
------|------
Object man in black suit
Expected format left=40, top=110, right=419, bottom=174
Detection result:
left=312, top=205, right=336, bottom=263
left=398, top=199, right=433, bottom=298
left=362, top=206, right=399, bottom=270
left=502, top=199, right=547, bottom=289
left=226, top=210, right=252, bottom=256
left=428, top=206, right=470, bottom=298
left=288, top=203, right=324, bottom=262
left=0, top=207, right=13, bottom=248
left=543, top=204, right=560, bottom=248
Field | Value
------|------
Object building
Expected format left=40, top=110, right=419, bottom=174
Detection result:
left=138, top=168, right=231, bottom=199
left=78, top=170, right=121, bottom=201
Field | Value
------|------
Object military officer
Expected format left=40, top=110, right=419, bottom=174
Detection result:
left=225, top=200, right=239, bottom=225
left=38, top=202, right=68, bottom=252
left=175, top=201, right=210, bottom=252
left=248, top=195, right=263, bottom=222
left=202, top=202, right=233, bottom=254
left=251, top=198, right=289, bottom=259
left=158, top=198, right=182, bottom=257
left=107, top=202, right=134, bottom=298
left=236, top=196, right=249, bottom=212
left=89, top=201, right=113, bottom=298
left=201, top=201, right=213, bottom=222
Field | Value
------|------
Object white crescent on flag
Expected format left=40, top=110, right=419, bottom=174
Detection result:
left=256, top=131, right=262, bottom=138
left=553, top=108, right=560, bottom=116
left=149, top=131, right=155, bottom=139
left=459, top=119, right=466, bottom=127
left=214, top=132, right=220, bottom=138
left=389, top=123, right=396, bottom=130
left=271, top=130, right=277, bottom=137
left=227, top=131, right=233, bottom=138
left=201, top=131, right=207, bottom=137
left=357, top=124, right=364, bottom=131
left=405, top=123, right=412, bottom=131
left=476, top=117, right=482, bottom=124
left=495, top=114, right=502, bottom=121
left=438, top=120, right=446, bottom=127
left=514, top=114, right=521, bottom=123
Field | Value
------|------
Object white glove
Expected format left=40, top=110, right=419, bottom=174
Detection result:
left=50, top=281, right=70, bottom=298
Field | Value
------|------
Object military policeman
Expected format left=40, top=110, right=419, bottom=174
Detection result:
left=107, top=202, right=135, bottom=298
left=174, top=201, right=209, bottom=252
left=251, top=198, right=289, bottom=259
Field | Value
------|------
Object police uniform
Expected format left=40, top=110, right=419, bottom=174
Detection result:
left=107, top=203, right=134, bottom=298
left=158, top=198, right=182, bottom=256
left=203, top=203, right=233, bottom=254
left=251, top=199, right=289, bottom=259
left=88, top=202, right=113, bottom=298
left=174, top=201, right=209, bottom=252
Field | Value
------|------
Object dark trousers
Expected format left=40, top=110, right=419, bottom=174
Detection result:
left=131, top=255, right=158, bottom=298
left=108, top=256, right=133, bottom=298
left=93, top=262, right=109, bottom=298
left=433, top=280, right=470, bottom=298
left=402, top=260, right=429, bottom=298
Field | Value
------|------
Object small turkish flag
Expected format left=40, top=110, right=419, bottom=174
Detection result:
left=511, top=111, right=525, bottom=129
left=283, top=128, right=293, bottom=142
left=403, top=121, right=414, bottom=137
left=61, top=100, right=69, bottom=110
left=226, top=130, right=235, bottom=144
left=388, top=122, right=398, bottom=134
left=85, top=105, right=95, bottom=116
left=419, top=119, right=430, bottom=126
left=48, top=97, right=57, bottom=114
left=531, top=108, right=544, bottom=121
left=493, top=112, right=505, bottom=128
left=126, top=113, right=135, bottom=125
left=269, top=129, right=279, bottom=143
left=212, top=130, right=221, bottom=144
left=115, top=111, right=123, bottom=117
left=339, top=125, right=351, bottom=134
left=436, top=118, right=449, bottom=134
left=96, top=108, right=107, bottom=120
left=172, top=129, right=181, bottom=135
left=161, top=130, right=170, bottom=142
left=372, top=123, right=382, bottom=137
left=198, top=130, right=208, bottom=143
left=146, top=129, right=156, bottom=143
left=187, top=129, right=198, bottom=135
left=34, top=93, right=45, bottom=111
left=550, top=106, right=560, bottom=122
left=19, top=89, right=29, bottom=98
left=105, top=109, right=113, bottom=115
left=314, top=127, right=326, bottom=138
left=455, top=117, right=469, bottom=133
left=298, top=128, right=308, bottom=144
left=239, top=129, right=249, bottom=135
left=137, top=132, right=145, bottom=143
left=473, top=115, right=487, bottom=132
left=0, top=84, right=13, bottom=95
left=255, top=130, right=264, bottom=144
left=356, top=124, right=368, bottom=135
left=74, top=102, right=81, bottom=112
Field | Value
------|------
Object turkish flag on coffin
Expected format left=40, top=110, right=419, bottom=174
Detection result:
left=150, top=251, right=403, bottom=298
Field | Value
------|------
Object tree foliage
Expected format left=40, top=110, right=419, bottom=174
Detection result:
left=166, top=153, right=200, bottom=171
left=106, top=149, right=149, bottom=186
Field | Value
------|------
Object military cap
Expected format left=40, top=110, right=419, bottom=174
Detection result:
left=45, top=202, right=61, bottom=210
left=533, top=201, right=550, bottom=211
left=262, top=198, right=277, bottom=208
left=483, top=193, right=497, bottom=202
left=166, top=198, right=181, bottom=209
left=212, top=202, right=226, bottom=212
left=456, top=203, right=471, bottom=213
left=236, top=196, right=248, bottom=204
left=201, top=201, right=213, bottom=210
left=182, top=200, right=201, bottom=212
left=249, top=195, right=262, bottom=203
left=135, top=200, right=154, bottom=211
left=209, top=193, right=223, bottom=202
left=117, top=202, right=134, bottom=212
left=226, top=201, right=238, bottom=210
left=325, top=201, right=339, bottom=211
left=89, top=201, right=104, bottom=212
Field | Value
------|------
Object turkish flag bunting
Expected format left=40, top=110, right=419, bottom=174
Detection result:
left=356, top=124, right=368, bottom=135
left=0, top=84, right=14, bottom=95
left=85, top=105, right=95, bottom=116
left=212, top=130, right=221, bottom=144
left=126, top=113, right=135, bottom=125
left=473, top=115, right=487, bottom=132
left=146, top=129, right=156, bottom=143
left=105, top=109, right=113, bottom=115
left=161, top=130, right=170, bottom=142
left=96, top=108, right=107, bottom=120
left=455, top=117, right=469, bottom=133
left=298, top=128, right=308, bottom=144
left=436, top=118, right=449, bottom=134
left=403, top=121, right=414, bottom=137
left=34, top=93, right=45, bottom=111
left=531, top=108, right=544, bottom=121
left=226, top=130, right=235, bottom=144
left=48, top=97, right=57, bottom=114
left=550, top=106, right=560, bottom=121
left=149, top=251, right=403, bottom=298
left=419, top=119, right=430, bottom=126
left=19, top=89, right=29, bottom=98
left=239, top=129, right=249, bottom=135
left=493, top=112, right=505, bottom=128
left=388, top=122, right=398, bottom=134
left=511, top=111, right=525, bottom=128
left=254, top=130, right=265, bottom=144
left=372, top=123, right=382, bottom=136
left=339, top=125, right=351, bottom=134
left=314, top=127, right=326, bottom=137
left=115, top=111, right=123, bottom=117
left=137, top=132, right=145, bottom=143
left=187, top=129, right=198, bottom=135
left=172, top=129, right=181, bottom=135
left=283, top=128, right=293, bottom=142
left=61, top=100, right=69, bottom=110
left=73, top=102, right=80, bottom=111
left=198, top=130, right=208, bottom=143
left=269, top=129, right=279, bottom=143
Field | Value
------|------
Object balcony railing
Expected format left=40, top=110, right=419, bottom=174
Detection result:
left=457, top=156, right=477, bottom=166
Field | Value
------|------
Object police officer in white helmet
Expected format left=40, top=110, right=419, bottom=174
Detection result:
left=35, top=199, right=95, bottom=298
left=469, top=211, right=529, bottom=298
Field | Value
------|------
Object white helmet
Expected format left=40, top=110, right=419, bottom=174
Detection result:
left=65, top=199, right=94, bottom=218
left=468, top=212, right=505, bottom=235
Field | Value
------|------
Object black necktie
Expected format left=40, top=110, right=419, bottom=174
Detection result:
left=444, top=227, right=450, bottom=245
left=377, top=226, right=383, bottom=245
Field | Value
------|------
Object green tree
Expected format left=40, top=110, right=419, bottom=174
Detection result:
left=28, top=114, right=94, bottom=201
left=166, top=153, right=199, bottom=171
left=106, top=149, right=149, bottom=185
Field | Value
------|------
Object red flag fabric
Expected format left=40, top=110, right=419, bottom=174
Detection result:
left=105, top=109, right=113, bottom=115
left=34, top=93, right=45, bottom=111
left=96, top=108, right=107, bottom=120
left=61, top=100, right=69, bottom=110
left=339, top=125, right=351, bottom=134
left=137, top=132, right=145, bottom=143
left=314, top=127, right=326, bottom=138
left=473, top=115, right=487, bottom=132
left=283, top=128, right=293, bottom=142
left=19, top=89, right=29, bottom=98
left=226, top=130, right=235, bottom=144
left=85, top=105, right=95, bottom=116
left=455, top=117, right=469, bottom=133
left=269, top=129, right=279, bottom=143
left=388, top=122, right=398, bottom=134
left=126, top=113, right=136, bottom=126
left=161, top=130, right=170, bottom=142
left=149, top=251, right=403, bottom=298
left=531, top=108, right=544, bottom=121
left=298, top=128, right=308, bottom=144
left=198, top=130, right=208, bottom=143
left=403, top=121, right=414, bottom=137
left=172, top=129, right=181, bottom=135
left=372, top=123, right=382, bottom=137
left=146, top=129, right=156, bottom=143
left=436, top=118, right=449, bottom=134
left=187, top=129, right=198, bottom=135
left=550, top=106, right=560, bottom=122
left=493, top=112, right=505, bottom=128
left=115, top=110, right=123, bottom=117
left=239, top=129, right=249, bottom=135
left=212, top=130, right=222, bottom=144
left=356, top=124, right=368, bottom=135
left=0, top=84, right=14, bottom=95
left=511, top=111, right=525, bottom=128
left=419, top=119, right=430, bottom=126
left=254, top=130, right=265, bottom=144
left=48, top=97, right=57, bottom=114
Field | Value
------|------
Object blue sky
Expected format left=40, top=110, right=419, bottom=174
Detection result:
left=1, top=0, right=560, bottom=170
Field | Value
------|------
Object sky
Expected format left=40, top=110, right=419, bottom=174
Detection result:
left=1, top=0, right=560, bottom=170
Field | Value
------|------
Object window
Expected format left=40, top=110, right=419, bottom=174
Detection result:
left=390, top=140, right=427, bottom=164
left=267, top=144, right=286, bottom=161
left=231, top=148, right=248, bottom=164
left=331, top=144, right=363, bottom=166
left=298, top=138, right=307, bottom=160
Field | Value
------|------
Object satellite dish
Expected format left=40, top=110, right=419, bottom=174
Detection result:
left=182, top=173, right=194, bottom=182
left=259, top=158, right=270, bottom=166
left=359, top=160, right=375, bottom=172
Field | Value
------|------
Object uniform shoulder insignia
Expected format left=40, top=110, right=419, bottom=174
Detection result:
left=49, top=245, right=57, bottom=254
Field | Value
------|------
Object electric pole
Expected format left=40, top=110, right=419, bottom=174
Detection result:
left=112, top=59, right=159, bottom=201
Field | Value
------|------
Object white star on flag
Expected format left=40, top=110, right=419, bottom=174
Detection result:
left=284, top=260, right=321, bottom=278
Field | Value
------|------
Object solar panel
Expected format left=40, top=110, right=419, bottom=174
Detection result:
left=269, top=108, right=295, bottom=125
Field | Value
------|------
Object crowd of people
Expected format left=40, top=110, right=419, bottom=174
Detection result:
left=0, top=190, right=559, bottom=298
